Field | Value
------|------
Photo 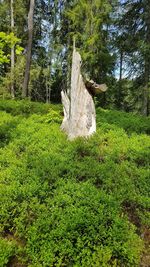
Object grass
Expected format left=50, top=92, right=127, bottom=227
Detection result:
left=0, top=99, right=150, bottom=267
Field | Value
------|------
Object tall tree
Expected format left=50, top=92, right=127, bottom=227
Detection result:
left=22, top=0, right=35, bottom=98
left=63, top=0, right=113, bottom=83
left=10, top=0, right=15, bottom=98
left=116, top=0, right=150, bottom=115
left=143, top=0, right=150, bottom=115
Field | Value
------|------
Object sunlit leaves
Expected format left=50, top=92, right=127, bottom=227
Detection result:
left=0, top=32, right=23, bottom=64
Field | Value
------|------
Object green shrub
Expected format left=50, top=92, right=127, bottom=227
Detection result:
left=0, top=100, right=149, bottom=266
left=0, top=112, right=20, bottom=147
left=0, top=99, right=62, bottom=116
left=0, top=239, right=16, bottom=267
left=96, top=108, right=150, bottom=134
left=24, top=181, right=143, bottom=267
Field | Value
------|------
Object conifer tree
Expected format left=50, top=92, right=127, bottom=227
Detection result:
left=116, top=0, right=150, bottom=115
left=63, top=0, right=114, bottom=83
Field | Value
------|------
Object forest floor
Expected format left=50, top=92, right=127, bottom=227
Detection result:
left=0, top=99, right=150, bottom=267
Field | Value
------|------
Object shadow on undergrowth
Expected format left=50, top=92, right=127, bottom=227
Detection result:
left=96, top=107, right=150, bottom=134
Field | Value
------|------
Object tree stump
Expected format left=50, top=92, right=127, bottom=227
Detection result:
left=61, top=46, right=107, bottom=139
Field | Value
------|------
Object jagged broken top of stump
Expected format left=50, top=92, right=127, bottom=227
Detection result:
left=61, top=45, right=107, bottom=139
left=85, top=79, right=107, bottom=95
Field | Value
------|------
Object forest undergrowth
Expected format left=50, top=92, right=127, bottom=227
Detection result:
left=0, top=100, right=150, bottom=267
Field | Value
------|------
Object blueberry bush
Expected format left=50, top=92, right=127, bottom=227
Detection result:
left=0, top=100, right=149, bottom=266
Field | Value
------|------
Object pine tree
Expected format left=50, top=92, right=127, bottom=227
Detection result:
left=63, top=0, right=114, bottom=84
left=116, top=0, right=150, bottom=115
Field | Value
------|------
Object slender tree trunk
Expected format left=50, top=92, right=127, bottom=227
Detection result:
left=11, top=0, right=15, bottom=99
left=119, top=50, right=123, bottom=109
left=46, top=66, right=51, bottom=104
left=22, top=0, right=35, bottom=98
left=116, top=50, right=123, bottom=109
left=119, top=50, right=123, bottom=81
left=46, top=79, right=49, bottom=103
left=143, top=0, right=150, bottom=115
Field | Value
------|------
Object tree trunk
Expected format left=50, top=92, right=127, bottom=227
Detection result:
left=46, top=66, right=51, bottom=104
left=11, top=0, right=15, bottom=99
left=46, top=83, right=50, bottom=104
left=118, top=50, right=123, bottom=109
left=61, top=45, right=107, bottom=139
left=143, top=0, right=150, bottom=116
left=22, top=0, right=35, bottom=98
left=119, top=50, right=123, bottom=81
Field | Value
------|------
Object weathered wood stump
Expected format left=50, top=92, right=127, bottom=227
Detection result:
left=61, top=46, right=107, bottom=139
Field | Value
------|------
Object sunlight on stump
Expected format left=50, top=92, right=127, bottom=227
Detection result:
left=61, top=45, right=107, bottom=139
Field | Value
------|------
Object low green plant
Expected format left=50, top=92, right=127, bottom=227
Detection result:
left=0, top=239, right=16, bottom=267
left=0, top=99, right=149, bottom=266
left=96, top=108, right=150, bottom=134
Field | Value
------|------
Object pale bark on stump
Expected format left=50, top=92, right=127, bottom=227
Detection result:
left=61, top=46, right=107, bottom=139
